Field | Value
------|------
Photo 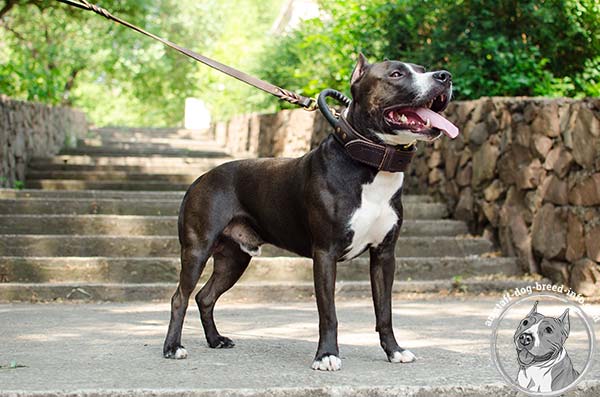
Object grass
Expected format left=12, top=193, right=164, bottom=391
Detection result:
left=0, top=360, right=27, bottom=370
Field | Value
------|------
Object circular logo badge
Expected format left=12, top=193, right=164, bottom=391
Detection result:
left=490, top=293, right=596, bottom=396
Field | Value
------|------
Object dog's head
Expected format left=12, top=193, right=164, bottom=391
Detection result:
left=513, top=301, right=571, bottom=367
left=347, top=54, right=458, bottom=145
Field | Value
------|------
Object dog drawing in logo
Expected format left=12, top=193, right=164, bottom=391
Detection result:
left=514, top=301, right=579, bottom=392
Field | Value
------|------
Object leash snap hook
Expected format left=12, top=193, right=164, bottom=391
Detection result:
left=303, top=96, right=319, bottom=112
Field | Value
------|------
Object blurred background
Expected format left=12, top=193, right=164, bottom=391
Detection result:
left=0, top=0, right=599, bottom=126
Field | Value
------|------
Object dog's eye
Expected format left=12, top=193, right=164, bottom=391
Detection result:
left=545, top=327, right=553, bottom=334
left=522, top=320, right=529, bottom=326
left=390, top=71, right=404, bottom=78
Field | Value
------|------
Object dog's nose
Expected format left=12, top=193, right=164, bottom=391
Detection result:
left=519, top=333, right=533, bottom=346
left=433, top=70, right=452, bottom=84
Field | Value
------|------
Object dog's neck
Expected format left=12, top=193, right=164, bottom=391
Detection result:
left=344, top=102, right=381, bottom=143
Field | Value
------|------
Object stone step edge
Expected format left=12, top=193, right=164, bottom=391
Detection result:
left=3, top=382, right=599, bottom=397
left=26, top=171, right=210, bottom=178
left=0, top=214, right=458, bottom=222
left=77, top=137, right=222, bottom=145
left=0, top=198, right=446, bottom=207
left=0, top=234, right=490, bottom=242
left=25, top=180, right=195, bottom=187
left=0, top=215, right=466, bottom=237
left=58, top=148, right=230, bottom=157
left=0, top=255, right=514, bottom=263
left=0, top=277, right=541, bottom=303
left=0, top=255, right=520, bottom=283
left=0, top=233, right=480, bottom=238
left=28, top=156, right=238, bottom=166
left=0, top=189, right=436, bottom=201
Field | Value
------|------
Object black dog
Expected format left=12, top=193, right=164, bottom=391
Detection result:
left=163, top=54, right=457, bottom=371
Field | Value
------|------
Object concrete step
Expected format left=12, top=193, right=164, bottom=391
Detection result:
left=0, top=189, right=434, bottom=203
left=0, top=256, right=520, bottom=283
left=0, top=235, right=493, bottom=257
left=0, top=197, right=447, bottom=218
left=59, top=146, right=229, bottom=158
left=24, top=179, right=196, bottom=191
left=30, top=155, right=235, bottom=167
left=90, top=126, right=211, bottom=140
left=27, top=170, right=202, bottom=182
left=0, top=276, right=537, bottom=302
left=0, top=189, right=187, bottom=200
left=77, top=137, right=224, bottom=151
left=0, top=215, right=467, bottom=236
left=27, top=163, right=220, bottom=174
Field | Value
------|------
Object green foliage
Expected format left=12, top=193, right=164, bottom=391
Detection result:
left=258, top=0, right=600, bottom=109
left=0, top=0, right=282, bottom=126
left=1, top=0, right=597, bottom=126
left=190, top=0, right=286, bottom=120
left=0, top=360, right=26, bottom=369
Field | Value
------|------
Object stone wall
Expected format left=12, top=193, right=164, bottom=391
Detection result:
left=214, top=97, right=600, bottom=295
left=406, top=97, right=600, bottom=296
left=0, top=96, right=87, bottom=187
left=211, top=109, right=328, bottom=158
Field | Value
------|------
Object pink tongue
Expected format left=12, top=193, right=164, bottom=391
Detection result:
left=413, top=107, right=459, bottom=138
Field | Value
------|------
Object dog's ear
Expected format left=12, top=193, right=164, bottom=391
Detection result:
left=350, top=53, right=370, bottom=86
left=558, top=308, right=570, bottom=336
left=527, top=301, right=539, bottom=317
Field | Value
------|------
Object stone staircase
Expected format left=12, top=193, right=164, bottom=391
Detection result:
left=0, top=127, right=526, bottom=302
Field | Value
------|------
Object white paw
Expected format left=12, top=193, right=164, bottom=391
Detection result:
left=240, top=244, right=261, bottom=257
left=389, top=349, right=416, bottom=363
left=174, top=347, right=188, bottom=359
left=311, top=355, right=342, bottom=371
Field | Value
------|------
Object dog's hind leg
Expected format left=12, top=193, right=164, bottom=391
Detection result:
left=163, top=237, right=213, bottom=359
left=196, top=238, right=251, bottom=348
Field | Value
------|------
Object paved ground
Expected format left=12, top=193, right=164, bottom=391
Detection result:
left=1, top=297, right=599, bottom=396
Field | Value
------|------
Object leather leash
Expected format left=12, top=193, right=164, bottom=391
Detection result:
left=56, top=0, right=316, bottom=110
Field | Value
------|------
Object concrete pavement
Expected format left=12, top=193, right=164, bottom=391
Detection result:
left=1, top=297, right=599, bottom=396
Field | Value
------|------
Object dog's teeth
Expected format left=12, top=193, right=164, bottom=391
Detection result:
left=427, top=100, right=433, bottom=108
left=400, top=114, right=408, bottom=123
left=425, top=118, right=431, bottom=128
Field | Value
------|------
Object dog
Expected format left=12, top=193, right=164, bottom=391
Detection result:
left=163, top=54, right=458, bottom=371
left=514, top=301, right=580, bottom=391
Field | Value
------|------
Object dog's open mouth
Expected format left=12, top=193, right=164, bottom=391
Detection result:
left=384, top=94, right=459, bottom=138
left=517, top=347, right=536, bottom=365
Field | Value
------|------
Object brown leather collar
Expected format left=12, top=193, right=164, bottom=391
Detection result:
left=332, top=115, right=416, bottom=173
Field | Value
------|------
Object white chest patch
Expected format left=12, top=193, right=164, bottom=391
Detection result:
left=342, top=171, right=404, bottom=261
left=517, top=348, right=566, bottom=392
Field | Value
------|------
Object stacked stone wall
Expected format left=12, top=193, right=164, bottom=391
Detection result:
left=406, top=97, right=599, bottom=295
left=0, top=96, right=87, bottom=187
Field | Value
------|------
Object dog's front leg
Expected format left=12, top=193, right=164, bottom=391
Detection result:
left=311, top=248, right=341, bottom=371
left=369, top=244, right=416, bottom=363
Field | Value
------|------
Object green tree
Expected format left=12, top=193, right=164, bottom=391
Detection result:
left=258, top=0, right=600, bottom=108
left=0, top=0, right=282, bottom=126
